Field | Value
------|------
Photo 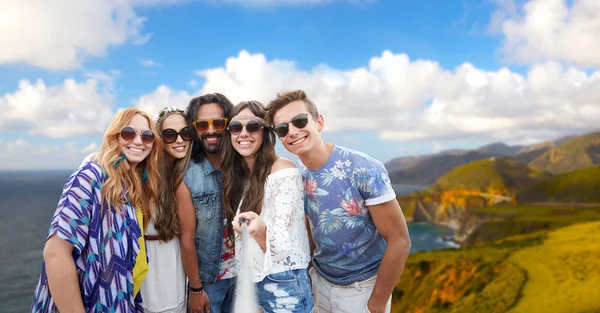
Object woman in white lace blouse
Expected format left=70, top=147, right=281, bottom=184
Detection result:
left=221, top=100, right=314, bottom=313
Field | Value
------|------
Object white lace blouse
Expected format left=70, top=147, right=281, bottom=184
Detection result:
left=235, top=167, right=311, bottom=283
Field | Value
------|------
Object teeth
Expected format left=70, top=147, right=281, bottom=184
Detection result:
left=238, top=141, right=252, bottom=146
left=291, top=137, right=305, bottom=145
left=174, top=147, right=185, bottom=151
left=128, top=147, right=143, bottom=153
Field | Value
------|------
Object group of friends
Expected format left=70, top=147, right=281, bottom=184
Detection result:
left=30, top=90, right=412, bottom=313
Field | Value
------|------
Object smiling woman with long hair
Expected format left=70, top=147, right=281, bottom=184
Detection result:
left=140, top=106, right=192, bottom=313
left=221, top=101, right=314, bottom=313
left=31, top=108, right=161, bottom=313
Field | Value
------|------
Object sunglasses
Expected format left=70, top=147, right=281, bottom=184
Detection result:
left=227, top=120, right=268, bottom=136
left=161, top=127, right=192, bottom=144
left=273, top=113, right=310, bottom=137
left=120, top=126, right=155, bottom=144
left=193, top=118, right=228, bottom=133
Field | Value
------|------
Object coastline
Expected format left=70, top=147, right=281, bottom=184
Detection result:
left=407, top=221, right=460, bottom=252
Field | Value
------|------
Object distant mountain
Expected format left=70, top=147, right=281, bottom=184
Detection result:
left=475, top=142, right=523, bottom=155
left=432, top=157, right=546, bottom=192
left=385, top=155, right=428, bottom=172
left=512, top=136, right=574, bottom=164
left=529, top=131, right=600, bottom=174
left=387, top=151, right=496, bottom=185
left=386, top=131, right=596, bottom=185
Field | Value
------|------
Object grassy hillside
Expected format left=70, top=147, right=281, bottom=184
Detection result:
left=392, top=246, right=527, bottom=313
left=388, top=151, right=495, bottom=185
left=517, top=166, right=600, bottom=203
left=529, top=131, right=600, bottom=174
left=465, top=204, right=600, bottom=245
left=507, top=221, right=600, bottom=313
left=431, top=157, right=545, bottom=193
left=392, top=220, right=600, bottom=313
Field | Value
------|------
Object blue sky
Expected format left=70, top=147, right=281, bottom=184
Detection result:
left=1, top=0, right=599, bottom=170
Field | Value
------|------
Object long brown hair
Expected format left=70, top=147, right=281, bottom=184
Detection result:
left=95, top=108, right=161, bottom=228
left=221, top=100, right=276, bottom=241
left=154, top=109, right=192, bottom=241
left=185, top=93, right=234, bottom=163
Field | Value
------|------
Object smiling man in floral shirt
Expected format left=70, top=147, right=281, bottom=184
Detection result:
left=266, top=90, right=411, bottom=313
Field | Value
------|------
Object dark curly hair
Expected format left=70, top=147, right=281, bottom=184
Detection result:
left=185, top=93, right=234, bottom=163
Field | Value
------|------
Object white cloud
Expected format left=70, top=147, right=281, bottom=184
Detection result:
left=493, top=0, right=600, bottom=67
left=0, top=0, right=370, bottom=70
left=83, top=70, right=119, bottom=83
left=81, top=142, right=99, bottom=153
left=140, top=59, right=161, bottom=68
left=0, top=78, right=115, bottom=137
left=134, top=85, right=192, bottom=118
left=138, top=49, right=600, bottom=144
left=0, top=0, right=149, bottom=70
left=0, top=139, right=95, bottom=170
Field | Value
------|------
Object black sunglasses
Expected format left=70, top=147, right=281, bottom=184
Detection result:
left=161, top=127, right=192, bottom=144
left=120, top=126, right=155, bottom=144
left=273, top=113, right=310, bottom=137
left=227, top=120, right=267, bottom=135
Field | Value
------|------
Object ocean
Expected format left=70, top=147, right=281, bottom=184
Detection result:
left=0, top=172, right=456, bottom=313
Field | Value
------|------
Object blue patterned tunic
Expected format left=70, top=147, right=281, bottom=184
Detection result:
left=31, top=161, right=145, bottom=313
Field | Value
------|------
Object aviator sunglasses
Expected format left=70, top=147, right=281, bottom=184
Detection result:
left=161, top=127, right=192, bottom=144
left=193, top=118, right=228, bottom=133
left=273, top=113, right=310, bottom=137
left=119, top=126, right=155, bottom=144
left=227, top=120, right=268, bottom=135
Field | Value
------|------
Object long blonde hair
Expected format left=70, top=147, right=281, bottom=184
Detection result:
left=95, top=108, right=161, bottom=227
left=154, top=109, right=192, bottom=241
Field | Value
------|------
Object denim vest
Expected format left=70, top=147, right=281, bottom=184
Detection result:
left=183, top=157, right=224, bottom=285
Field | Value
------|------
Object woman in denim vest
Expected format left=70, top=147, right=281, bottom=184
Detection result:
left=221, top=101, right=314, bottom=313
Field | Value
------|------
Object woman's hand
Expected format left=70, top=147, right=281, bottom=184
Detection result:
left=232, top=212, right=267, bottom=251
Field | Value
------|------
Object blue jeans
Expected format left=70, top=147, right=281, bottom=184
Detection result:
left=202, top=277, right=236, bottom=313
left=256, top=268, right=315, bottom=313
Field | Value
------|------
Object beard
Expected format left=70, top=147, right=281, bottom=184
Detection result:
left=200, top=132, right=222, bottom=154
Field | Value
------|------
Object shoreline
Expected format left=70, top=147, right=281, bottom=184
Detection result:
left=407, top=221, right=462, bottom=251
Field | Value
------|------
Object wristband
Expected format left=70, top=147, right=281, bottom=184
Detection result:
left=189, top=285, right=204, bottom=294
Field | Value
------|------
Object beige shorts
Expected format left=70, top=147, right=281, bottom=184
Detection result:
left=308, top=267, right=391, bottom=313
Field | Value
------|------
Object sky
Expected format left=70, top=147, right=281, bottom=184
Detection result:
left=1, top=0, right=600, bottom=170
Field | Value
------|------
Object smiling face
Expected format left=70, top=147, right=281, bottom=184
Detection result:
left=272, top=100, right=323, bottom=157
left=118, top=113, right=153, bottom=168
left=195, top=103, right=225, bottom=155
left=161, top=114, right=190, bottom=160
left=230, top=107, right=264, bottom=164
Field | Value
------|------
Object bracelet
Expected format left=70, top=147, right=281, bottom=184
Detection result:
left=189, top=285, right=204, bottom=294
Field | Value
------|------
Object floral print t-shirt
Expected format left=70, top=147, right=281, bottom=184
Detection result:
left=297, top=145, right=396, bottom=286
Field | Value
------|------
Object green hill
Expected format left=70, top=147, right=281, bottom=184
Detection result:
left=517, top=166, right=600, bottom=203
left=431, top=157, right=545, bottom=193
left=388, top=151, right=495, bottom=185
left=529, top=131, right=600, bottom=174
left=392, top=221, right=600, bottom=313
